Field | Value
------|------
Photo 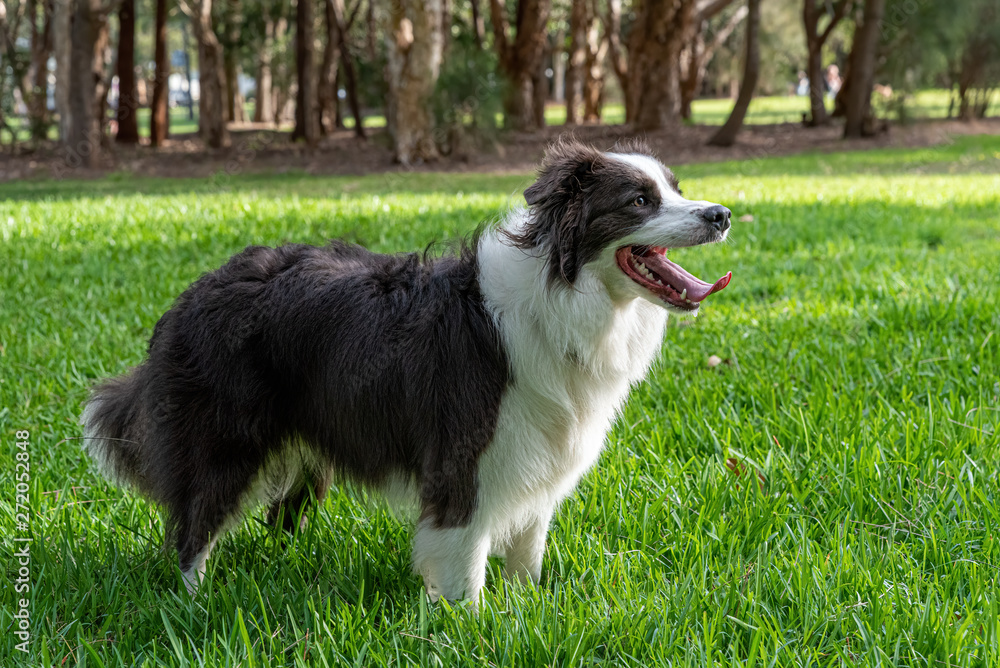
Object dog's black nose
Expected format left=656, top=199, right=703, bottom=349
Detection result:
left=701, top=205, right=731, bottom=232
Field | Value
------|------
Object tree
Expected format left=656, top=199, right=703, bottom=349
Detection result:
left=842, top=0, right=884, bottom=137
left=291, top=0, right=319, bottom=144
left=385, top=0, right=443, bottom=164
left=629, top=0, right=699, bottom=129
left=707, top=0, right=760, bottom=146
left=489, top=0, right=551, bottom=131
left=150, top=0, right=170, bottom=145
left=802, top=0, right=853, bottom=126
left=581, top=0, right=608, bottom=121
left=223, top=0, right=247, bottom=123
left=1, top=0, right=54, bottom=142
left=565, top=0, right=587, bottom=125
left=52, top=0, right=71, bottom=141
left=565, top=0, right=608, bottom=123
left=681, top=1, right=747, bottom=120
left=469, top=0, right=484, bottom=48
left=319, top=0, right=364, bottom=139
left=318, top=0, right=341, bottom=133
left=68, top=0, right=112, bottom=166
left=605, top=0, right=629, bottom=117
left=271, top=7, right=291, bottom=124
left=185, top=0, right=229, bottom=148
left=953, top=2, right=1000, bottom=120
left=115, top=0, right=139, bottom=144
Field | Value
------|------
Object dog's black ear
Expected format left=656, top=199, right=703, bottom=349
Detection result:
left=514, top=140, right=602, bottom=284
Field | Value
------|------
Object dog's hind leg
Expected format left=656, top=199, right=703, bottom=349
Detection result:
left=175, top=506, right=229, bottom=595
left=173, top=462, right=258, bottom=594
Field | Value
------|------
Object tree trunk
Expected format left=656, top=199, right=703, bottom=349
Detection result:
left=333, top=67, right=344, bottom=127
left=953, top=9, right=995, bottom=123
left=630, top=0, right=697, bottom=130
left=292, top=0, right=319, bottom=144
left=385, top=0, right=442, bottom=164
left=804, top=33, right=826, bottom=125
left=22, top=0, right=53, bottom=141
left=565, top=0, right=587, bottom=125
left=802, top=0, right=852, bottom=126
left=116, top=0, right=139, bottom=144
left=68, top=0, right=102, bottom=166
left=582, top=1, right=607, bottom=122
left=707, top=0, right=760, bottom=147
left=318, top=0, right=341, bottom=133
left=191, top=0, right=230, bottom=148
left=53, top=0, right=72, bottom=142
left=531, top=46, right=548, bottom=128
left=681, top=3, right=747, bottom=120
left=604, top=0, right=630, bottom=121
left=272, top=15, right=289, bottom=124
left=551, top=28, right=565, bottom=102
left=365, top=0, right=376, bottom=59
left=489, top=0, right=551, bottom=131
left=469, top=0, right=484, bottom=49
left=224, top=0, right=246, bottom=123
left=93, top=11, right=113, bottom=136
left=254, top=11, right=274, bottom=123
left=441, top=0, right=450, bottom=53
left=330, top=0, right=365, bottom=138
left=150, top=0, right=169, bottom=145
left=842, top=0, right=884, bottom=138
left=831, top=54, right=851, bottom=118
left=680, top=30, right=703, bottom=121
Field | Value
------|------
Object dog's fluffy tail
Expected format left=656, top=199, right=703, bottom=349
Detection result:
left=80, top=367, right=154, bottom=495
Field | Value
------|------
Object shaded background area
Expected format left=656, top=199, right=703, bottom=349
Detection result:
left=1, top=0, right=999, bottom=178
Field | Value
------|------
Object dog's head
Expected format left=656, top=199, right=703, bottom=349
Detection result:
left=510, top=139, right=732, bottom=314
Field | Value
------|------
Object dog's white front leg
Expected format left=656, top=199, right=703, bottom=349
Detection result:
left=412, top=518, right=491, bottom=604
left=503, top=509, right=553, bottom=585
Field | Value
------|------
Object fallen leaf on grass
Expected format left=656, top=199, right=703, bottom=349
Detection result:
left=725, top=458, right=767, bottom=489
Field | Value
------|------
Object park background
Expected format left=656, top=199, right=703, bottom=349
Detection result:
left=2, top=0, right=1000, bottom=666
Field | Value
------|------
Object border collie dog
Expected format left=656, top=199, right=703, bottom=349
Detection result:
left=82, top=140, right=732, bottom=602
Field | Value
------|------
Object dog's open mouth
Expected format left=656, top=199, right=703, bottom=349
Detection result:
left=615, top=245, right=731, bottom=311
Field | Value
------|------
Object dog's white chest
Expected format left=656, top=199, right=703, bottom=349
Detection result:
left=476, top=272, right=667, bottom=530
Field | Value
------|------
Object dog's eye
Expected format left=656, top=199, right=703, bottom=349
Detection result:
left=633, top=196, right=647, bottom=207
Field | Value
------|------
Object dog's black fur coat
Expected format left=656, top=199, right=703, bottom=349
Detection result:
left=87, top=240, right=509, bottom=572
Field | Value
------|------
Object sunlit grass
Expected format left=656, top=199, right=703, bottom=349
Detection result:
left=1, top=135, right=999, bottom=666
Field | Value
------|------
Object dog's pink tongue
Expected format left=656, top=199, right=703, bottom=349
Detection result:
left=644, top=252, right=732, bottom=302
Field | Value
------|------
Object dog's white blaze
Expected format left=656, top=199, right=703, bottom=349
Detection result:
left=410, top=208, right=669, bottom=602
left=608, top=152, right=723, bottom=249
left=608, top=152, right=685, bottom=205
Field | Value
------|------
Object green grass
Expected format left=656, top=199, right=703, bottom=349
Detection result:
left=2, top=135, right=1000, bottom=666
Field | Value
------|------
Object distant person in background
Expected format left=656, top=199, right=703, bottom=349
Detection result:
left=825, top=64, right=842, bottom=98
left=796, top=70, right=810, bottom=96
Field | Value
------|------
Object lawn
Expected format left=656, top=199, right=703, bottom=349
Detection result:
left=1, top=136, right=999, bottom=666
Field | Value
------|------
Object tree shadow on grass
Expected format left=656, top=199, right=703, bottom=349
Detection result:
left=677, top=134, right=1000, bottom=179
left=0, top=168, right=533, bottom=203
